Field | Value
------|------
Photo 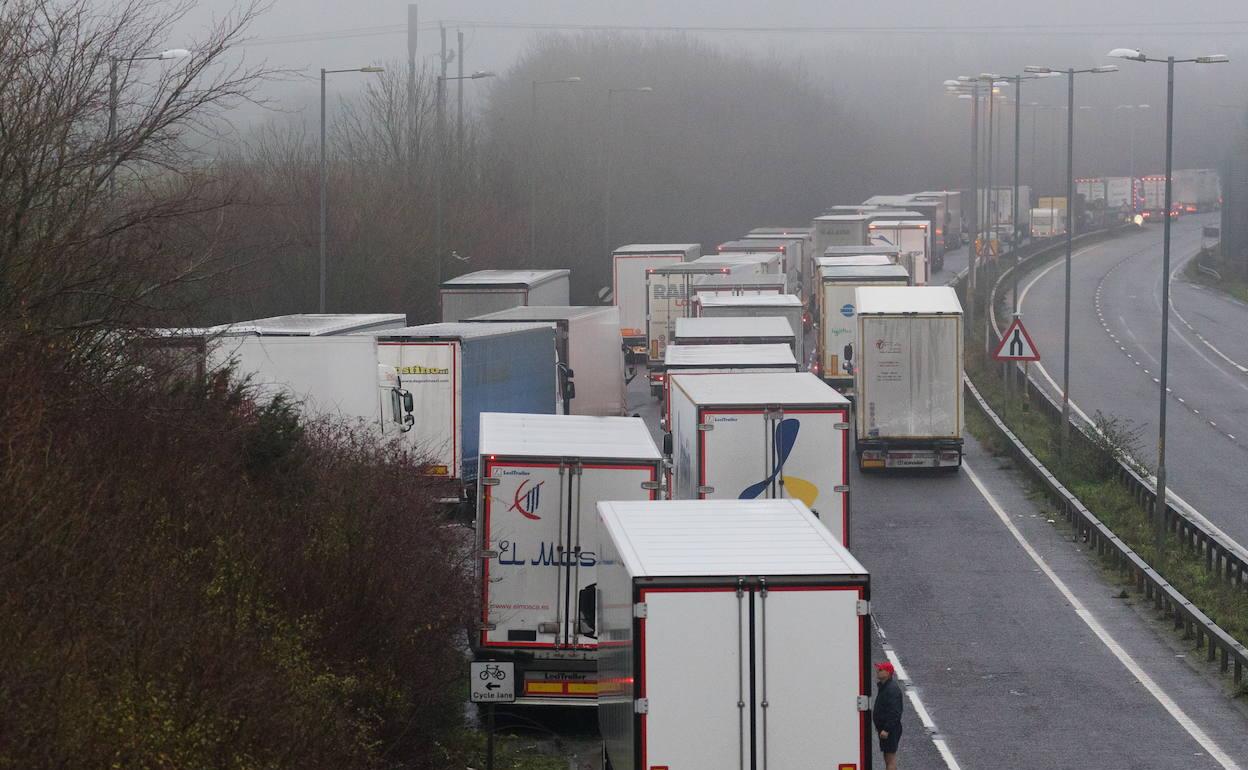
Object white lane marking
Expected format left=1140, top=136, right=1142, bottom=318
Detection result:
left=874, top=621, right=963, bottom=770
left=1169, top=254, right=1248, bottom=375
left=1019, top=248, right=1248, bottom=560
left=963, top=462, right=1241, bottom=770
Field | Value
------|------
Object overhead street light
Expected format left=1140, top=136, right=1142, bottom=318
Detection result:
left=319, top=64, right=385, bottom=313
left=1107, top=45, right=1229, bottom=554
left=603, top=86, right=655, bottom=255
left=1025, top=63, right=1117, bottom=462
left=530, top=76, right=583, bottom=261
left=107, top=47, right=192, bottom=198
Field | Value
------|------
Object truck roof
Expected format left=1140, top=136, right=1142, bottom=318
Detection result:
left=717, top=239, right=798, bottom=251
left=696, top=294, right=802, bottom=308
left=464, top=305, right=613, bottom=323
left=813, top=214, right=869, bottom=223
left=674, top=316, right=795, bottom=340
left=746, top=227, right=813, bottom=236
left=863, top=195, right=915, bottom=206
left=694, top=252, right=775, bottom=264
left=370, top=322, right=555, bottom=341
left=479, top=412, right=660, bottom=460
left=869, top=219, right=929, bottom=230
left=815, top=255, right=896, bottom=268
left=613, top=243, right=700, bottom=255
left=663, top=343, right=797, bottom=368
left=440, top=269, right=569, bottom=289
left=822, top=245, right=900, bottom=257
left=856, top=286, right=963, bottom=316
left=670, top=371, right=848, bottom=407
left=216, top=313, right=406, bottom=336
left=866, top=210, right=923, bottom=219
left=598, top=499, right=867, bottom=578
left=818, top=264, right=911, bottom=281
left=649, top=262, right=739, bottom=275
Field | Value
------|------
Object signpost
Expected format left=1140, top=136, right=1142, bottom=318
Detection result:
left=471, top=661, right=515, bottom=770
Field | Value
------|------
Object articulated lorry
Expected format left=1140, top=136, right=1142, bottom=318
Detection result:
left=869, top=219, right=930, bottom=285
left=597, top=499, right=872, bottom=770
left=812, top=214, right=870, bottom=268
left=440, top=269, right=570, bottom=322
left=372, top=323, right=557, bottom=492
left=816, top=262, right=911, bottom=392
left=465, top=306, right=625, bottom=417
left=658, top=343, right=799, bottom=421
left=667, top=372, right=851, bottom=543
left=1030, top=208, right=1067, bottom=238
left=475, top=413, right=661, bottom=706
left=742, top=228, right=814, bottom=297
left=854, top=286, right=963, bottom=471
left=611, top=244, right=699, bottom=363
left=717, top=239, right=803, bottom=298
left=695, top=293, right=804, bottom=340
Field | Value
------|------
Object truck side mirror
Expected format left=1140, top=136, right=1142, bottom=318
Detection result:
left=578, top=583, right=597, bottom=637
left=390, top=388, right=415, bottom=433
left=842, top=343, right=855, bottom=375
left=662, top=432, right=673, bottom=457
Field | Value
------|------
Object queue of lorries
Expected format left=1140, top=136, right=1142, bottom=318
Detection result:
left=147, top=188, right=977, bottom=769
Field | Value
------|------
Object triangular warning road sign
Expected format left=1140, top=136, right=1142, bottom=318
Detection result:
left=993, top=317, right=1041, bottom=361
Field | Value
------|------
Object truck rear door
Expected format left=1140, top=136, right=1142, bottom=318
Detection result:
left=378, top=341, right=459, bottom=477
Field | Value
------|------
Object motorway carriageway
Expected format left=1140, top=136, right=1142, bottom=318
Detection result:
left=628, top=240, right=1248, bottom=767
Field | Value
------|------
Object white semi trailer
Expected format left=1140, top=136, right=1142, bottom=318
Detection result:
left=597, top=499, right=872, bottom=770
left=439, top=269, right=571, bottom=322
left=612, top=244, right=699, bottom=363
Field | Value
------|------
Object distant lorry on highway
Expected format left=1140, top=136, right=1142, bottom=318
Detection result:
left=1076, top=178, right=1107, bottom=207
left=815, top=262, right=911, bottom=392
left=475, top=413, right=661, bottom=706
left=1104, top=177, right=1137, bottom=211
left=695, top=293, right=804, bottom=338
left=673, top=316, right=797, bottom=352
left=667, top=372, right=851, bottom=543
left=812, top=214, right=870, bottom=267
left=611, top=244, right=699, bottom=363
left=854, top=286, right=964, bottom=471
left=658, top=343, right=799, bottom=419
left=597, top=498, right=872, bottom=770
left=869, top=219, right=930, bottom=284
left=915, top=190, right=964, bottom=248
left=1030, top=208, right=1067, bottom=238
left=717, top=239, right=803, bottom=297
left=743, top=227, right=815, bottom=298
left=465, top=306, right=625, bottom=417
left=439, top=269, right=570, bottom=322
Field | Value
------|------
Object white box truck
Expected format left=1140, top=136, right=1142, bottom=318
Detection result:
left=644, top=262, right=786, bottom=375
left=371, top=323, right=558, bottom=488
left=816, top=263, right=911, bottom=392
left=869, top=219, right=930, bottom=285
left=743, top=228, right=814, bottom=296
left=476, top=413, right=662, bottom=706
left=821, top=245, right=900, bottom=261
left=612, top=244, right=699, bottom=363
left=597, top=499, right=872, bottom=770
left=717, top=239, right=802, bottom=297
left=1030, top=208, right=1067, bottom=238
left=215, top=313, right=407, bottom=336
left=916, top=190, right=963, bottom=248
left=1104, top=177, right=1135, bottom=211
left=667, top=372, right=852, bottom=543
left=659, top=343, right=800, bottom=426
left=1141, top=175, right=1169, bottom=216
left=673, top=316, right=796, bottom=351
left=695, top=294, right=804, bottom=338
left=812, top=214, right=871, bottom=269
left=855, top=286, right=963, bottom=471
left=439, top=269, right=571, bottom=322
left=464, top=306, right=626, bottom=417
left=1076, top=178, right=1107, bottom=206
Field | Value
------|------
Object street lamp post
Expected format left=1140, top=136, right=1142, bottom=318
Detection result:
left=603, top=86, right=653, bottom=257
left=1115, top=104, right=1151, bottom=215
left=1023, top=63, right=1118, bottom=462
left=107, top=48, right=191, bottom=198
left=434, top=70, right=496, bottom=287
left=320, top=65, right=384, bottom=313
left=529, top=76, right=582, bottom=262
left=945, top=77, right=981, bottom=331
left=1107, top=47, right=1228, bottom=552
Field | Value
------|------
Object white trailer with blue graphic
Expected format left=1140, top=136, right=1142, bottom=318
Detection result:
left=817, top=262, right=910, bottom=393
left=475, top=413, right=662, bottom=706
left=597, top=499, right=872, bottom=770
left=666, top=372, right=852, bottom=546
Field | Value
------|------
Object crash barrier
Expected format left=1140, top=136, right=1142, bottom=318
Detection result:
left=958, top=229, right=1248, bottom=688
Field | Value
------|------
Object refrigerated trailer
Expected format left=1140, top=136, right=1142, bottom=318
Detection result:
left=658, top=343, right=800, bottom=424
left=597, top=499, right=872, bottom=770
left=372, top=323, right=557, bottom=485
left=812, top=214, right=871, bottom=269
left=916, top=190, right=963, bottom=248
left=476, top=413, right=661, bottom=706
left=695, top=293, right=804, bottom=338
left=215, top=313, right=407, bottom=336
left=821, top=245, right=901, bottom=261
left=816, top=263, right=911, bottom=392
left=464, top=306, right=626, bottom=416
left=869, top=219, right=930, bottom=285
left=667, top=372, right=851, bottom=543
left=855, top=286, right=964, bottom=471
left=612, top=244, right=699, bottom=363
left=742, top=228, right=814, bottom=297
left=1104, top=177, right=1136, bottom=211
left=439, top=269, right=570, bottom=322
left=717, top=239, right=802, bottom=296
left=673, top=316, right=797, bottom=351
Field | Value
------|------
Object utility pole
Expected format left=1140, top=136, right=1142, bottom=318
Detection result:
left=435, top=24, right=447, bottom=287
left=457, top=28, right=465, bottom=166
left=968, top=83, right=979, bottom=335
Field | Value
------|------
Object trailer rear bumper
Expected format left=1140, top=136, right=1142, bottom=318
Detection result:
left=857, top=438, right=963, bottom=471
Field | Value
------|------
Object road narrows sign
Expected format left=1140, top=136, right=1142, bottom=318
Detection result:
left=993, top=317, right=1041, bottom=362
left=470, top=661, right=516, bottom=703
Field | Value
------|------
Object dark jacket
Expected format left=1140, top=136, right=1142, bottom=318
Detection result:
left=872, top=676, right=903, bottom=731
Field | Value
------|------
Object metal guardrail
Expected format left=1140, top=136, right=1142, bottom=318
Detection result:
left=1198, top=262, right=1223, bottom=281
left=955, top=229, right=1248, bottom=688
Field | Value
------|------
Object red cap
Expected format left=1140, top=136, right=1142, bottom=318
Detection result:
left=874, top=661, right=895, bottom=673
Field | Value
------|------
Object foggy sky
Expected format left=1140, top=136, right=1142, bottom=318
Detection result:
left=167, top=0, right=1248, bottom=189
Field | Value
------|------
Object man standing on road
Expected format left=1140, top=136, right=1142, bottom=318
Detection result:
left=873, top=661, right=904, bottom=770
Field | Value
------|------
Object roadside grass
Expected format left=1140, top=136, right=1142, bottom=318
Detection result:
left=1183, top=250, right=1248, bottom=304
left=965, top=331, right=1248, bottom=666
left=440, top=728, right=569, bottom=770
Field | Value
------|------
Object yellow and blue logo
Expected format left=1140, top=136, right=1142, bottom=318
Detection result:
left=739, top=418, right=818, bottom=507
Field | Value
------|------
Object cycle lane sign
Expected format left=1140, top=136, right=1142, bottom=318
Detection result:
left=470, top=661, right=516, bottom=703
